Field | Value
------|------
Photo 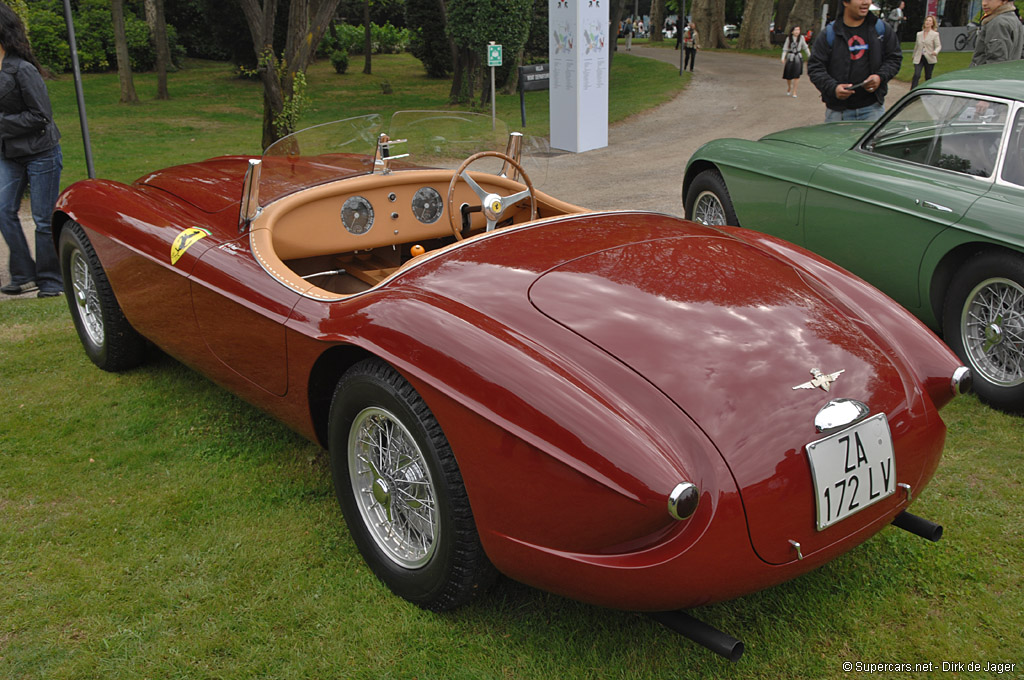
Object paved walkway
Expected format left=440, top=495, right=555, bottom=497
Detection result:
left=544, top=46, right=909, bottom=214
left=0, top=48, right=910, bottom=302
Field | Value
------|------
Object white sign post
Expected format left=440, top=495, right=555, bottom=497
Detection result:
left=549, top=0, right=608, bottom=153
left=488, top=42, right=502, bottom=130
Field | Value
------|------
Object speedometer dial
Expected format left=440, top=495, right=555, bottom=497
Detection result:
left=412, top=187, right=443, bottom=224
left=341, top=196, right=374, bottom=234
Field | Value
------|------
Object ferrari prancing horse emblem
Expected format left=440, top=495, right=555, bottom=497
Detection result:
left=792, top=367, right=845, bottom=392
left=171, top=227, right=211, bottom=265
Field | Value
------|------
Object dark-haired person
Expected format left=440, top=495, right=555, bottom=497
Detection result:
left=807, top=0, right=902, bottom=122
left=970, top=0, right=1023, bottom=66
left=0, top=2, right=62, bottom=298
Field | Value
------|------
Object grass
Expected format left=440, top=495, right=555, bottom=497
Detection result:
left=2, top=300, right=1022, bottom=678
left=47, top=53, right=687, bottom=189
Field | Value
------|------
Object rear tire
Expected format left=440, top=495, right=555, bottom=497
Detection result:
left=328, top=359, right=496, bottom=611
left=942, top=251, right=1024, bottom=413
left=684, top=169, right=739, bottom=226
left=59, top=222, right=146, bottom=372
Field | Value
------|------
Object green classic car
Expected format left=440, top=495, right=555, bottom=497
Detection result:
left=683, top=62, right=1024, bottom=413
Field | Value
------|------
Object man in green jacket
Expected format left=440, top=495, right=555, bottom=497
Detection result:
left=971, top=0, right=1023, bottom=65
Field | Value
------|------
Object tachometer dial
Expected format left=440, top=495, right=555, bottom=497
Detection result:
left=412, top=187, right=443, bottom=224
left=341, top=196, right=374, bottom=234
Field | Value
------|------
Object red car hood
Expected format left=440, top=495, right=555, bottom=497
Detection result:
left=529, top=232, right=923, bottom=564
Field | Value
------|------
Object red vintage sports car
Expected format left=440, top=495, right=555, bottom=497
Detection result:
left=54, top=112, right=969, bottom=660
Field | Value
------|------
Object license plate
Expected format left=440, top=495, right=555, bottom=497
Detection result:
left=806, top=413, right=896, bottom=531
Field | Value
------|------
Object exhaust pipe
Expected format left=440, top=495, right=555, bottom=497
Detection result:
left=648, top=611, right=744, bottom=662
left=892, top=511, right=943, bottom=542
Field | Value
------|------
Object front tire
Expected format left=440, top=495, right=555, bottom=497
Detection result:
left=942, top=251, right=1024, bottom=413
left=328, top=359, right=496, bottom=611
left=684, top=169, right=739, bottom=226
left=58, top=222, right=146, bottom=372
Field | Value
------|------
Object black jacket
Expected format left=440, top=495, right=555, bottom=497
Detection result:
left=0, top=55, right=60, bottom=160
left=807, top=13, right=903, bottom=111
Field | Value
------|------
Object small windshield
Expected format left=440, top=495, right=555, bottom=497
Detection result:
left=258, top=111, right=550, bottom=207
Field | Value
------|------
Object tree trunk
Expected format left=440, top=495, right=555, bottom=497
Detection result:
left=775, top=0, right=795, bottom=34
left=737, top=0, right=773, bottom=48
left=786, top=0, right=817, bottom=42
left=144, top=0, right=171, bottom=99
left=650, top=0, right=665, bottom=41
left=608, top=0, right=629, bottom=65
left=437, top=0, right=458, bottom=78
left=239, top=0, right=343, bottom=148
left=111, top=0, right=139, bottom=103
left=363, top=0, right=372, bottom=74
left=691, top=0, right=727, bottom=49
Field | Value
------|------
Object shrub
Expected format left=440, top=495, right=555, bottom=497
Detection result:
left=27, top=5, right=71, bottom=74
left=406, top=0, right=451, bottom=77
left=318, top=21, right=410, bottom=56
left=22, top=0, right=184, bottom=74
left=330, top=48, right=349, bottom=74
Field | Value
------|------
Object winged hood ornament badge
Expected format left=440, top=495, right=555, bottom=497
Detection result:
left=792, top=367, right=845, bottom=392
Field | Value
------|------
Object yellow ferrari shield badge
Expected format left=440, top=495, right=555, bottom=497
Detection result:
left=170, top=227, right=211, bottom=265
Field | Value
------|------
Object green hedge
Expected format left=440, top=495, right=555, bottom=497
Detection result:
left=27, top=0, right=184, bottom=74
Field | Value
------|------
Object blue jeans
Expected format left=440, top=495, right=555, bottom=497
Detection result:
left=825, top=102, right=885, bottom=122
left=0, top=145, right=63, bottom=293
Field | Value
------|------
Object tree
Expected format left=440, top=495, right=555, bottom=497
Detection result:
left=608, top=0, right=629, bottom=64
left=406, top=0, right=454, bottom=77
left=111, top=0, right=139, bottom=103
left=649, top=0, right=665, bottom=41
left=691, top=0, right=727, bottom=49
left=786, top=0, right=817, bottom=43
left=238, top=0, right=343, bottom=148
left=143, top=0, right=172, bottom=99
left=445, top=0, right=531, bottom=105
left=737, top=0, right=773, bottom=48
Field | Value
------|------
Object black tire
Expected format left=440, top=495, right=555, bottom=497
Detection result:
left=684, top=168, right=739, bottom=226
left=954, top=32, right=967, bottom=51
left=328, top=359, right=496, bottom=611
left=58, top=222, right=147, bottom=372
left=942, top=251, right=1024, bottom=413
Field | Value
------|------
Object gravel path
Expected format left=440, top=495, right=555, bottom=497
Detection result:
left=0, top=48, right=910, bottom=301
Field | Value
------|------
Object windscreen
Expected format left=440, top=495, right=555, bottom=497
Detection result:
left=258, top=111, right=551, bottom=207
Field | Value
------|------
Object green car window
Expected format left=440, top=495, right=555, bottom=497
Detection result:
left=865, top=94, right=1008, bottom=178
left=1001, top=108, right=1024, bottom=187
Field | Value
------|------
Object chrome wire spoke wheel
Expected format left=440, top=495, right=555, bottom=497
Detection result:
left=348, top=406, right=438, bottom=568
left=692, top=190, right=726, bottom=225
left=70, top=249, right=104, bottom=346
left=961, top=277, right=1024, bottom=387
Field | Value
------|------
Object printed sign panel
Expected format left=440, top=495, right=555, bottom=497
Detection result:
left=488, top=44, right=503, bottom=67
left=549, top=0, right=608, bottom=152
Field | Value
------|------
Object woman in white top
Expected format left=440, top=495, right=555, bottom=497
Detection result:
left=911, top=15, right=942, bottom=87
left=781, top=26, right=811, bottom=98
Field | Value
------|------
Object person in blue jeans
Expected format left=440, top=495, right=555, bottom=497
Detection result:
left=0, top=2, right=63, bottom=298
left=807, top=0, right=902, bottom=123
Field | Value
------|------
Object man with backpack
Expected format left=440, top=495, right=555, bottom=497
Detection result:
left=808, top=0, right=902, bottom=122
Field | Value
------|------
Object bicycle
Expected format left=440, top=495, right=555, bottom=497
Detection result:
left=954, top=23, right=978, bottom=51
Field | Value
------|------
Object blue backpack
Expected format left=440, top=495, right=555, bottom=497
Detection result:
left=824, top=17, right=885, bottom=47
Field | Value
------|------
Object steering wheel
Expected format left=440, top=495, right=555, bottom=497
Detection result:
left=446, top=151, right=536, bottom=241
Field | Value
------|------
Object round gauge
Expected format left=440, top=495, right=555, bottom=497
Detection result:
left=341, top=196, right=374, bottom=235
left=411, top=187, right=443, bottom=224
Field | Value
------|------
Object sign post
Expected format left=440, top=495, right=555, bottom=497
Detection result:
left=487, top=42, right=502, bottom=130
